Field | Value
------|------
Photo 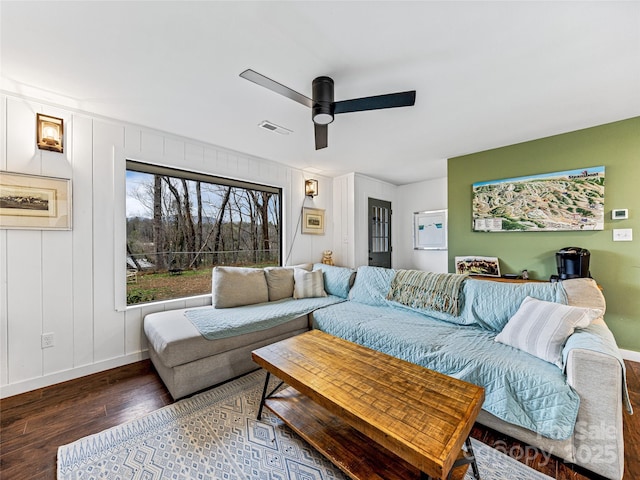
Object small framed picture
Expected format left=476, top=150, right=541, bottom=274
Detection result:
left=455, top=256, right=500, bottom=277
left=302, top=207, right=325, bottom=235
left=36, top=113, right=64, bottom=153
left=413, top=209, right=447, bottom=250
left=0, top=171, right=72, bottom=230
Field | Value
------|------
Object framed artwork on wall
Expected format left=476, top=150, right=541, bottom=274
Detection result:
left=302, top=207, right=325, bottom=235
left=455, top=256, right=501, bottom=277
left=413, top=209, right=447, bottom=250
left=472, top=166, right=605, bottom=232
left=0, top=171, right=72, bottom=230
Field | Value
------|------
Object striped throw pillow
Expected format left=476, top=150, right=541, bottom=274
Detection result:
left=495, top=296, right=602, bottom=368
left=293, top=268, right=327, bottom=299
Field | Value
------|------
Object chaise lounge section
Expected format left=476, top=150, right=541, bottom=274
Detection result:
left=143, top=264, right=350, bottom=399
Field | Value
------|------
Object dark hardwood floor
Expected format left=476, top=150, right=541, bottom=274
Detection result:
left=1, top=359, right=638, bottom=480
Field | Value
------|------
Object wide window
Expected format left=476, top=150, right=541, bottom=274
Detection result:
left=126, top=161, right=281, bottom=305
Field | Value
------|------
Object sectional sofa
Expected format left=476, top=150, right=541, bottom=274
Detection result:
left=143, top=263, right=630, bottom=480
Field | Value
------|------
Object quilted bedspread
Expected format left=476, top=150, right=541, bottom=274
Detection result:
left=311, top=301, right=582, bottom=440
left=186, top=295, right=345, bottom=340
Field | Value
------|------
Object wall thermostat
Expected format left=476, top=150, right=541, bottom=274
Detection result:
left=611, top=209, right=629, bottom=220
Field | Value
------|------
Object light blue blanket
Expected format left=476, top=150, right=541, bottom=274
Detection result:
left=311, top=301, right=582, bottom=440
left=349, top=266, right=568, bottom=330
left=186, top=296, right=345, bottom=340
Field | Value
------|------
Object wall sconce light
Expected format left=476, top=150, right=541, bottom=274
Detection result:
left=305, top=179, right=319, bottom=197
left=37, top=113, right=64, bottom=153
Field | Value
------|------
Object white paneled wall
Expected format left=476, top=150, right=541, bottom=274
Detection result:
left=71, top=115, right=95, bottom=368
left=331, top=173, right=355, bottom=268
left=332, top=174, right=448, bottom=271
left=0, top=93, right=333, bottom=397
left=394, top=177, right=448, bottom=272
left=353, top=174, right=397, bottom=268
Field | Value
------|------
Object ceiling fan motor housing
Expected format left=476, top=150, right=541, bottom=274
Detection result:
left=312, top=76, right=335, bottom=125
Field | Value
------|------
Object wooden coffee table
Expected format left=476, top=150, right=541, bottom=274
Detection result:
left=251, top=330, right=485, bottom=480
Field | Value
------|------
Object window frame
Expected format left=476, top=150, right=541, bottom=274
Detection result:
left=124, top=160, right=283, bottom=306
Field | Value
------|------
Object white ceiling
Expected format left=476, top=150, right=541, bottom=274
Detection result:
left=1, top=1, right=639, bottom=185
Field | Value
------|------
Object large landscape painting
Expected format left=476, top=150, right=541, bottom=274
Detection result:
left=472, top=166, right=605, bottom=232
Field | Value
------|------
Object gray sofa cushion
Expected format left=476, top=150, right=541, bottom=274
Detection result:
left=264, top=267, right=295, bottom=301
left=264, top=263, right=313, bottom=301
left=212, top=266, right=268, bottom=308
left=561, top=277, right=606, bottom=313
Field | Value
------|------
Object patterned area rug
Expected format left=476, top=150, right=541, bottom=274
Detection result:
left=58, top=370, right=552, bottom=480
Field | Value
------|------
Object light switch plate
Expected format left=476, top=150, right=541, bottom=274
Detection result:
left=613, top=228, right=633, bottom=241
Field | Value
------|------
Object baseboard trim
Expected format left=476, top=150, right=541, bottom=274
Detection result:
left=0, top=351, right=149, bottom=399
left=620, top=348, right=640, bottom=363
left=3, top=347, right=638, bottom=398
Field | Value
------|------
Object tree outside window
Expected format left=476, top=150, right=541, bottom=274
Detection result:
left=126, top=163, right=281, bottom=305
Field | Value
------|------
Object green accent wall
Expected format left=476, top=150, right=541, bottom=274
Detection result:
left=448, top=117, right=640, bottom=352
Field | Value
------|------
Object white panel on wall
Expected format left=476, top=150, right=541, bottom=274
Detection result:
left=1, top=95, right=6, bottom=171
left=216, top=150, right=229, bottom=173
left=225, top=153, right=239, bottom=176
left=92, top=120, right=125, bottom=362
left=42, top=231, right=74, bottom=374
left=276, top=165, right=289, bottom=187
left=204, top=147, right=217, bottom=171
left=164, top=137, right=184, bottom=163
left=1, top=98, right=7, bottom=384
left=0, top=229, right=8, bottom=385
left=287, top=169, right=308, bottom=265
left=124, top=308, right=144, bottom=355
left=6, top=97, right=40, bottom=174
left=4, top=98, right=45, bottom=384
left=141, top=131, right=164, bottom=159
left=7, top=231, right=43, bottom=383
left=332, top=173, right=356, bottom=268
left=395, top=177, right=448, bottom=272
left=124, top=126, right=143, bottom=155
left=71, top=115, right=95, bottom=368
left=238, top=156, right=251, bottom=178
left=113, top=148, right=127, bottom=312
left=185, top=143, right=204, bottom=167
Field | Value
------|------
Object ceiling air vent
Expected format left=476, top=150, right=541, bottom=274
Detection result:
left=258, top=120, right=292, bottom=135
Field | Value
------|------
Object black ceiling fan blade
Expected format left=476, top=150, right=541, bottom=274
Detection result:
left=240, top=69, right=313, bottom=108
left=333, top=90, right=416, bottom=114
left=314, top=123, right=328, bottom=150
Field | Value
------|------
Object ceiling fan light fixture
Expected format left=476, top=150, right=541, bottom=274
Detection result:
left=312, top=111, right=334, bottom=125
left=312, top=76, right=335, bottom=125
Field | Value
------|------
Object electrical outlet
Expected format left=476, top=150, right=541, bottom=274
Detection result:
left=41, top=333, right=55, bottom=349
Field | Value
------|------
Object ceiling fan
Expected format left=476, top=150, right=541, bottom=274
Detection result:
left=240, top=69, right=416, bottom=150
